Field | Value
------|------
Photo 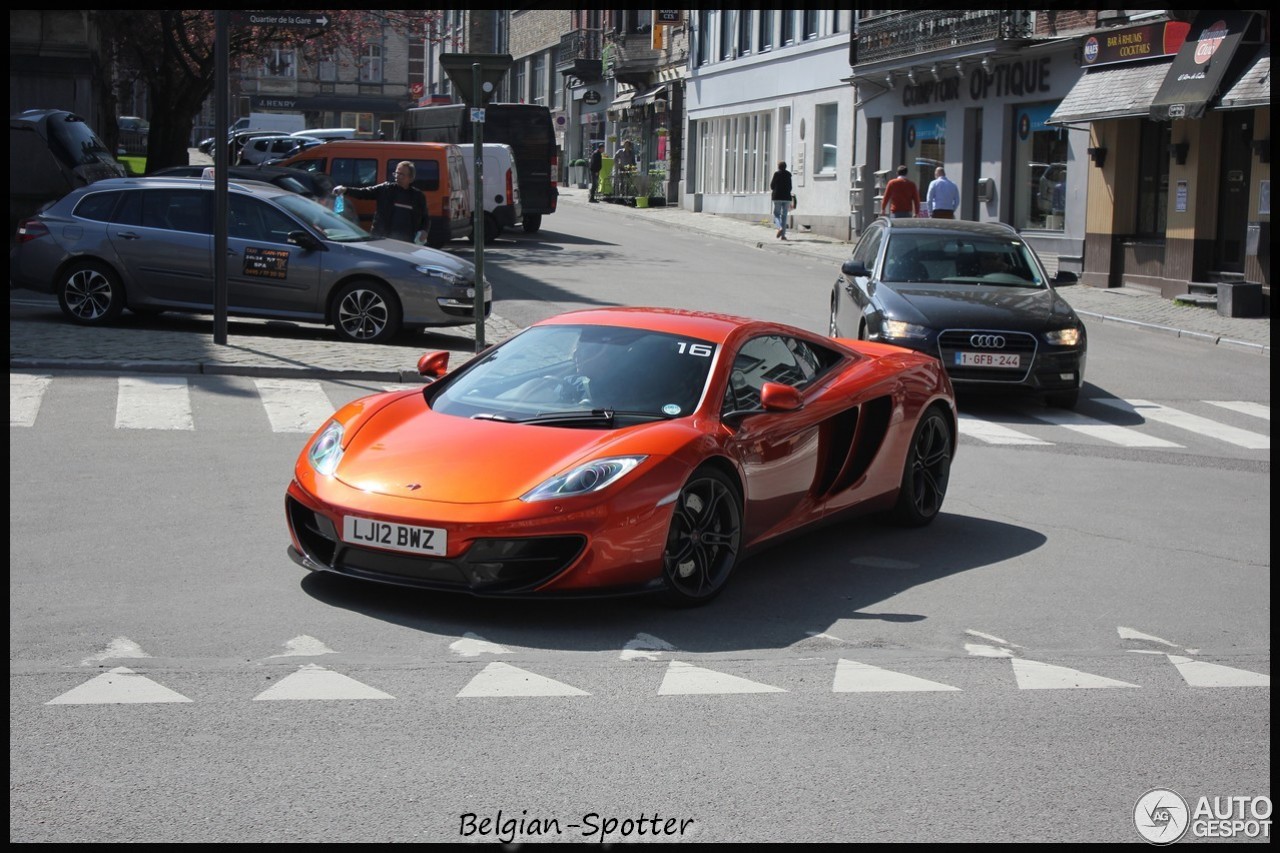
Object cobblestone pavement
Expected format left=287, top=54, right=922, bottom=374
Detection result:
left=9, top=182, right=1268, bottom=382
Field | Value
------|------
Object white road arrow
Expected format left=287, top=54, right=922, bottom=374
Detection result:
left=47, top=667, right=192, bottom=705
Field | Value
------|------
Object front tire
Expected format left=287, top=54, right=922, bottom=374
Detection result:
left=660, top=467, right=743, bottom=606
left=522, top=213, right=542, bottom=234
left=57, top=261, right=125, bottom=325
left=891, top=405, right=952, bottom=527
left=332, top=280, right=402, bottom=344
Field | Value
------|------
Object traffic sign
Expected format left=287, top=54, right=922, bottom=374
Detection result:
left=230, top=12, right=331, bottom=29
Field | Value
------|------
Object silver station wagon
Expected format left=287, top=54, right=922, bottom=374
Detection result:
left=9, top=176, right=490, bottom=344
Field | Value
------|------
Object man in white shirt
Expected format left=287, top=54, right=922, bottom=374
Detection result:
left=926, top=166, right=960, bottom=219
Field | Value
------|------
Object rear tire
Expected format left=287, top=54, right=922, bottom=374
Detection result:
left=891, top=406, right=952, bottom=527
left=522, top=213, right=542, bottom=234
left=484, top=212, right=501, bottom=243
left=57, top=261, right=125, bottom=326
left=332, top=280, right=402, bottom=344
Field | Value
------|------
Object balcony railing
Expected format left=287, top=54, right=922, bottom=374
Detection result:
left=855, top=10, right=1032, bottom=65
left=557, top=28, right=604, bottom=80
left=603, top=32, right=661, bottom=85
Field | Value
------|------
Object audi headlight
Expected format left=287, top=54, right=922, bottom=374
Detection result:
left=308, top=420, right=345, bottom=476
left=415, top=265, right=467, bottom=287
left=522, top=456, right=647, bottom=502
left=882, top=320, right=930, bottom=340
left=1044, top=327, right=1082, bottom=346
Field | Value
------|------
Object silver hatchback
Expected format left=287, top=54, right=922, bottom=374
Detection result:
left=9, top=176, right=491, bottom=344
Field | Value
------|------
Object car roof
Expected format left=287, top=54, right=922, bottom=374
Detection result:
left=878, top=217, right=1021, bottom=239
left=534, top=306, right=769, bottom=345
left=73, top=176, right=296, bottom=199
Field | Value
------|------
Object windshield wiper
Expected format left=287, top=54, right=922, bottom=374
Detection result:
left=507, top=408, right=669, bottom=427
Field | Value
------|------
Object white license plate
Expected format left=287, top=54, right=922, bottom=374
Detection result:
left=956, top=351, right=1021, bottom=368
left=343, top=515, right=446, bottom=556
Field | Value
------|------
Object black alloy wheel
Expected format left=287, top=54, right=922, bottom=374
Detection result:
left=661, top=467, right=743, bottom=606
left=891, top=405, right=952, bottom=527
left=333, top=280, right=402, bottom=344
left=58, top=261, right=125, bottom=325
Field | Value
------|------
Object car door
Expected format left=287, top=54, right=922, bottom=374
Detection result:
left=225, top=193, right=324, bottom=316
left=106, top=188, right=212, bottom=306
left=720, top=334, right=830, bottom=542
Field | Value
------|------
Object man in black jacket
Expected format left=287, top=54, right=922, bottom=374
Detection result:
left=333, top=160, right=427, bottom=243
left=770, top=161, right=793, bottom=240
left=588, top=143, right=603, bottom=203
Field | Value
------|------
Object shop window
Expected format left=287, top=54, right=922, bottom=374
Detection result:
left=1013, top=102, right=1068, bottom=231
left=903, top=113, right=945, bottom=192
left=1136, top=121, right=1170, bottom=237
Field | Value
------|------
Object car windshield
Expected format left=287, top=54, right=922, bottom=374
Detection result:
left=274, top=193, right=371, bottom=242
left=429, top=324, right=716, bottom=425
left=883, top=233, right=1046, bottom=288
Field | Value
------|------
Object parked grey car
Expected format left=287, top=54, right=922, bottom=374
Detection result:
left=9, top=176, right=490, bottom=344
left=829, top=217, right=1086, bottom=408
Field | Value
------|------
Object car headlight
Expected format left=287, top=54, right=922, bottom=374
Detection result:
left=522, top=456, right=647, bottom=502
left=415, top=265, right=467, bottom=287
left=1044, top=327, right=1082, bottom=346
left=881, top=320, right=931, bottom=340
left=308, top=420, right=345, bottom=476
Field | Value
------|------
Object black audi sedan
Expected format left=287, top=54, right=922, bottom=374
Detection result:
left=829, top=217, right=1086, bottom=408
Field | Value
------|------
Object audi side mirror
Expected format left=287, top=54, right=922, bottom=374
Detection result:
left=841, top=258, right=871, bottom=278
left=1053, top=270, right=1079, bottom=286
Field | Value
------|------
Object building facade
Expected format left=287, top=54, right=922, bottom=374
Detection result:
left=684, top=10, right=856, bottom=239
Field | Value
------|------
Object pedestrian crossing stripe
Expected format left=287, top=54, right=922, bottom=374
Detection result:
left=46, top=666, right=193, bottom=705
left=457, top=662, right=590, bottom=697
left=253, top=663, right=394, bottom=700
left=253, top=378, right=336, bottom=434
left=1098, top=398, right=1269, bottom=450
left=10, top=375, right=1271, bottom=453
left=116, top=376, right=193, bottom=430
left=657, top=661, right=786, bottom=695
left=832, top=659, right=961, bottom=692
left=9, top=374, right=51, bottom=427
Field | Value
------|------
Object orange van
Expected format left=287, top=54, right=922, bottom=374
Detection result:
left=280, top=140, right=472, bottom=247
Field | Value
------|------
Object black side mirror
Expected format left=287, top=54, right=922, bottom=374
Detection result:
left=287, top=230, right=323, bottom=251
left=1053, top=270, right=1079, bottom=286
left=841, top=258, right=871, bottom=278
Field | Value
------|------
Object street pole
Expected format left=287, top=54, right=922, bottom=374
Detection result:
left=213, top=11, right=228, bottom=345
left=472, top=63, right=486, bottom=352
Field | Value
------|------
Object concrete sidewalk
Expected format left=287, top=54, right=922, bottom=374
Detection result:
left=8, top=186, right=1268, bottom=382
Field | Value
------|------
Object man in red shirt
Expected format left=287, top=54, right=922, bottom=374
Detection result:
left=880, top=165, right=921, bottom=218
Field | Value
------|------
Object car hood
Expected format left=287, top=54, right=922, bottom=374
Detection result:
left=880, top=283, right=1077, bottom=330
left=333, top=238, right=475, bottom=275
left=333, top=394, right=675, bottom=503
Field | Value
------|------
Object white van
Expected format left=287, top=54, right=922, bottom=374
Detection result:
left=456, top=143, right=522, bottom=242
left=294, top=128, right=357, bottom=141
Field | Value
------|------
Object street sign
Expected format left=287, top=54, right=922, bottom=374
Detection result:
left=230, top=12, right=331, bottom=29
left=439, top=54, right=513, bottom=107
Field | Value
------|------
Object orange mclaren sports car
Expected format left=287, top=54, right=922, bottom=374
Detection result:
left=285, top=307, right=957, bottom=605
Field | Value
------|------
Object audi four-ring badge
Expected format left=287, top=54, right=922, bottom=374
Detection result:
left=829, top=217, right=1087, bottom=409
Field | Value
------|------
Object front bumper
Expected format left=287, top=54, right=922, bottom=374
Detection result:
left=284, top=464, right=683, bottom=597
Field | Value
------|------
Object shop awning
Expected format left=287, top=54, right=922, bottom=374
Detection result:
left=631, top=85, right=668, bottom=108
left=1216, top=44, right=1270, bottom=110
left=1149, top=10, right=1257, bottom=121
left=609, top=90, right=636, bottom=110
left=1047, top=60, right=1172, bottom=125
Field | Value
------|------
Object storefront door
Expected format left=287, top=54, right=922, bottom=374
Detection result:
left=1215, top=113, right=1254, bottom=273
